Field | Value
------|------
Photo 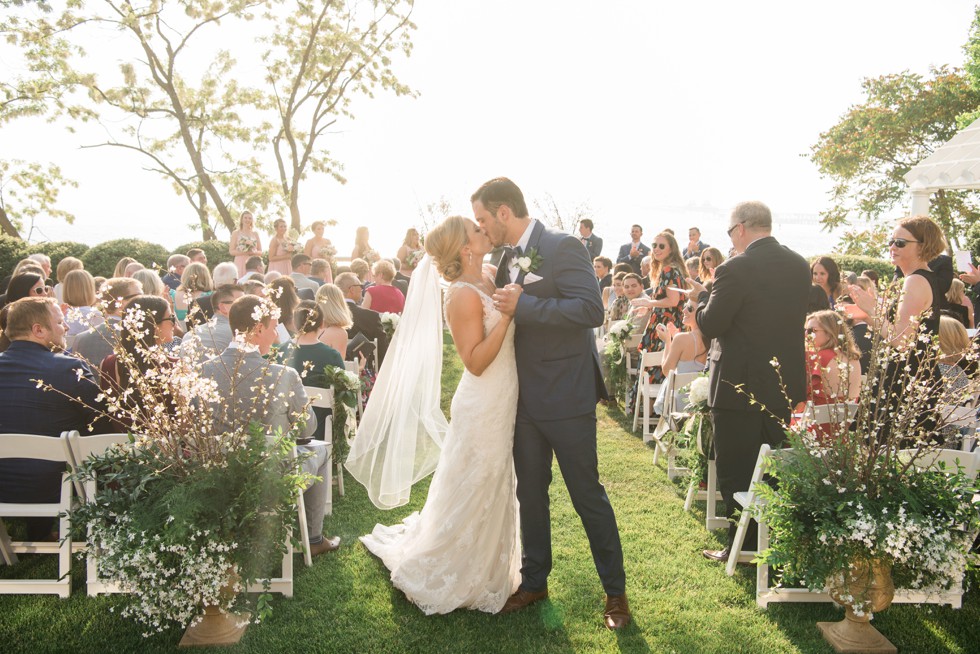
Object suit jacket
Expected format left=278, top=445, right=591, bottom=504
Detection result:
left=72, top=316, right=122, bottom=367
left=345, top=300, right=389, bottom=365
left=616, top=241, right=650, bottom=275
left=695, top=236, right=810, bottom=419
left=200, top=347, right=315, bottom=439
left=581, top=234, right=603, bottom=260
left=496, top=221, right=606, bottom=421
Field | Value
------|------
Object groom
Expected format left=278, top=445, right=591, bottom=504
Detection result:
left=474, top=177, right=630, bottom=630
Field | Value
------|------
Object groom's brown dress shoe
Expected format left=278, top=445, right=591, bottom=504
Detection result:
left=498, top=588, right=548, bottom=614
left=604, top=593, right=631, bottom=630
left=702, top=547, right=730, bottom=563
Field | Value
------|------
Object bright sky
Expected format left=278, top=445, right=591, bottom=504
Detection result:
left=3, top=1, right=977, bottom=258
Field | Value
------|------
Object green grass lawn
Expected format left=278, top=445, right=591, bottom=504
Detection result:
left=1, top=340, right=978, bottom=653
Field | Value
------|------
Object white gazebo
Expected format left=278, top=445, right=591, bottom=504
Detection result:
left=905, top=116, right=980, bottom=214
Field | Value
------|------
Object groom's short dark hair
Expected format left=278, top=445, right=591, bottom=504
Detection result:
left=471, top=177, right=529, bottom=219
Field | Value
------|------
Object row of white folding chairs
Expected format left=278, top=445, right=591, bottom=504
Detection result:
left=726, top=443, right=980, bottom=608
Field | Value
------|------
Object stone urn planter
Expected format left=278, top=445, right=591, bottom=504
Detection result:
left=817, top=559, right=897, bottom=654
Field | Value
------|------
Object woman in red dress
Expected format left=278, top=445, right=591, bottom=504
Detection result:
left=362, top=260, right=406, bottom=314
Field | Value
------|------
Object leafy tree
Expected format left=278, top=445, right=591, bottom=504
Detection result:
left=261, top=0, right=416, bottom=232
left=959, top=6, right=980, bottom=127
left=810, top=66, right=980, bottom=256
left=0, top=160, right=77, bottom=239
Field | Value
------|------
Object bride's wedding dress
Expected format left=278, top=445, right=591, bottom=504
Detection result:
left=360, top=281, right=521, bottom=615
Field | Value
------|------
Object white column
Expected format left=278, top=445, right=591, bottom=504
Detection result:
left=909, top=189, right=931, bottom=215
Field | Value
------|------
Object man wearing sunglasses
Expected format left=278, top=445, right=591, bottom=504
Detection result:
left=685, top=201, right=810, bottom=564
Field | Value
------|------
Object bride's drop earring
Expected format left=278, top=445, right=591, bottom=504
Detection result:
left=468, top=251, right=473, bottom=266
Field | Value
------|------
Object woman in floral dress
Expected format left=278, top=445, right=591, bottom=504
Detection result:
left=632, top=231, right=688, bottom=385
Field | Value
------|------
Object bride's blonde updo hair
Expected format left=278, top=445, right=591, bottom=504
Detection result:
left=425, top=215, right=469, bottom=282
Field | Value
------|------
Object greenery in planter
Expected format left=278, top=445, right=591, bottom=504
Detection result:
left=81, top=238, right=170, bottom=277
left=174, top=240, right=234, bottom=267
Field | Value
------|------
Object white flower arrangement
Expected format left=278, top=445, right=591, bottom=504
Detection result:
left=686, top=375, right=710, bottom=406
left=379, top=312, right=400, bottom=340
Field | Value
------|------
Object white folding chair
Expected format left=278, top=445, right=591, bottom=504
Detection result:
left=946, top=405, right=979, bottom=451
left=799, top=402, right=860, bottom=431
left=622, top=333, right=644, bottom=382
left=304, top=386, right=341, bottom=510
left=682, top=457, right=727, bottom=531
left=631, top=350, right=664, bottom=434
left=345, top=359, right=363, bottom=422
left=370, top=337, right=380, bottom=372
left=650, top=370, right=702, bottom=481
left=0, top=433, right=74, bottom=597
left=727, top=444, right=775, bottom=576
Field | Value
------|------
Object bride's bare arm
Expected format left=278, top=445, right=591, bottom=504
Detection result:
left=446, top=288, right=512, bottom=377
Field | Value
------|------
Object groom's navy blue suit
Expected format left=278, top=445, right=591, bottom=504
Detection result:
left=496, top=220, right=626, bottom=596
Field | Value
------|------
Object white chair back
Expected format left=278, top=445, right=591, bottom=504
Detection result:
left=66, top=432, right=131, bottom=502
left=304, top=386, right=335, bottom=410
left=900, top=448, right=980, bottom=479
left=802, top=402, right=860, bottom=425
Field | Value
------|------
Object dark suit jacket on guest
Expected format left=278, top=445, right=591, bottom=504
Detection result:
left=581, top=234, right=603, bottom=260
left=695, top=236, right=811, bottom=420
left=345, top=299, right=389, bottom=365
left=616, top=242, right=650, bottom=275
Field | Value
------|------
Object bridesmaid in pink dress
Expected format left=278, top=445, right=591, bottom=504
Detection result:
left=229, top=211, right=263, bottom=278
left=303, top=220, right=335, bottom=283
left=267, top=218, right=295, bottom=276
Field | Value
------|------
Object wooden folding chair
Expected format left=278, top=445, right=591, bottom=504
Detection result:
left=0, top=433, right=74, bottom=597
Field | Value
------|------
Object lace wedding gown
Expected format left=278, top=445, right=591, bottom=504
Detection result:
left=360, top=281, right=521, bottom=615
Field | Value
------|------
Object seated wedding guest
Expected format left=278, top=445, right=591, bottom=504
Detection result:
left=309, top=258, right=331, bottom=286
left=290, top=254, right=320, bottom=293
left=73, top=277, right=143, bottom=366
left=113, top=257, right=137, bottom=279
left=188, top=262, right=238, bottom=328
left=349, top=257, right=373, bottom=288
left=61, top=270, right=104, bottom=350
left=162, top=254, right=190, bottom=291
left=264, top=270, right=282, bottom=283
left=132, top=268, right=167, bottom=300
left=639, top=256, right=652, bottom=289
left=652, top=298, right=709, bottom=415
left=937, top=316, right=976, bottom=442
left=682, top=227, right=709, bottom=259
left=172, top=262, right=213, bottom=330
left=242, top=279, right=266, bottom=296
left=28, top=253, right=52, bottom=281
left=1, top=272, right=48, bottom=312
left=945, top=279, right=974, bottom=329
left=179, top=284, right=244, bottom=361
left=698, top=247, right=725, bottom=284
left=811, top=256, right=844, bottom=309
left=186, top=248, right=208, bottom=266
left=603, top=272, right=627, bottom=313
left=53, top=256, right=83, bottom=303
left=124, top=262, right=144, bottom=277
left=803, top=310, right=862, bottom=406
left=608, top=273, right=646, bottom=327
left=269, top=277, right=301, bottom=345
left=238, top=256, right=265, bottom=283
left=334, top=272, right=388, bottom=363
left=861, top=269, right=880, bottom=288
left=362, top=260, right=405, bottom=314
left=314, top=283, right=352, bottom=356
left=396, top=227, right=424, bottom=281
left=839, top=276, right=875, bottom=373
left=0, top=297, right=106, bottom=540
left=685, top=257, right=700, bottom=282
left=285, top=301, right=345, bottom=441
left=806, top=284, right=831, bottom=314
left=201, top=294, right=340, bottom=556
left=593, top=256, right=613, bottom=292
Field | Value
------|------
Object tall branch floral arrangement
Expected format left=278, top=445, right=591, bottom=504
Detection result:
left=322, top=364, right=360, bottom=463
left=602, top=320, right=635, bottom=405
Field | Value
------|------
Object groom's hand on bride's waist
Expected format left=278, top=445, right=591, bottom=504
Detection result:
left=492, top=284, right=522, bottom=316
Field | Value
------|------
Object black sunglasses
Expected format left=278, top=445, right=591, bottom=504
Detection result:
left=888, top=238, right=920, bottom=248
left=158, top=315, right=177, bottom=325
left=653, top=243, right=667, bottom=250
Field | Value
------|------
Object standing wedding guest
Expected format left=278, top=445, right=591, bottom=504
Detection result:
left=811, top=256, right=844, bottom=308
left=303, top=221, right=335, bottom=284
left=0, top=297, right=106, bottom=540
left=73, top=277, right=143, bottom=366
left=579, top=219, right=603, bottom=260
left=682, top=227, right=709, bottom=259
left=632, top=231, right=688, bottom=384
left=945, top=279, right=974, bottom=328
left=351, top=225, right=379, bottom=263
left=289, top=254, right=320, bottom=294
left=171, top=262, right=212, bottom=331
left=335, top=272, right=388, bottom=364
left=616, top=224, right=649, bottom=276
left=285, top=300, right=345, bottom=441
left=313, top=283, right=352, bottom=356
left=53, top=257, right=83, bottom=303
left=685, top=257, right=700, bottom=282
left=267, top=218, right=294, bottom=276
left=201, top=295, right=340, bottom=557
left=309, top=259, right=330, bottom=286
left=698, top=247, right=725, bottom=285
left=186, top=248, right=208, bottom=266
left=362, top=260, right=405, bottom=314
left=61, top=270, right=104, bottom=350
left=238, top=256, right=265, bottom=283
left=113, top=257, right=137, bottom=279
left=229, top=211, right=263, bottom=278
left=162, top=254, right=190, bottom=291
left=687, top=201, right=810, bottom=565
left=396, top=228, right=424, bottom=281
left=593, top=256, right=613, bottom=292
left=179, top=284, right=244, bottom=362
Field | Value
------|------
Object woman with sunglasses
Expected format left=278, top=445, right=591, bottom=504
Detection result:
left=849, top=215, right=947, bottom=442
left=698, top=247, right=725, bottom=285
left=631, top=232, right=688, bottom=385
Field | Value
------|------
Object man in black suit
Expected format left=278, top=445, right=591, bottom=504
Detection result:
left=616, top=224, right=650, bottom=275
left=578, top=219, right=603, bottom=260
left=335, top=272, right=389, bottom=365
left=688, top=201, right=810, bottom=563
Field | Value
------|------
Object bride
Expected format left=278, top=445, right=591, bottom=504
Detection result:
left=346, top=215, right=521, bottom=615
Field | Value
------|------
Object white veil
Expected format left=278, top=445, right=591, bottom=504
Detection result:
left=345, top=255, right=448, bottom=509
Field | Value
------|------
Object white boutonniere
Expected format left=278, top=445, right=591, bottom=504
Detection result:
left=516, top=247, right=543, bottom=274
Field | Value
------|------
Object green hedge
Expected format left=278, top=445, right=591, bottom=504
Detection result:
left=30, top=241, right=90, bottom=274
left=964, top=221, right=980, bottom=267
left=809, top=254, right=895, bottom=283
left=0, top=235, right=31, bottom=277
left=174, top=240, right=235, bottom=267
left=81, top=238, right=170, bottom=278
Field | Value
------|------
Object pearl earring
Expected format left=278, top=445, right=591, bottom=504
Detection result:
left=468, top=252, right=473, bottom=265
